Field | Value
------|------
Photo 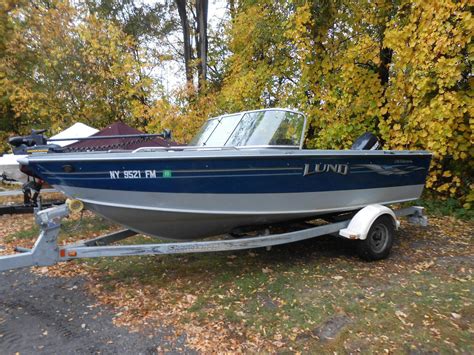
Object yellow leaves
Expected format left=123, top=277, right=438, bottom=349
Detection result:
left=286, top=2, right=312, bottom=44
left=147, top=88, right=219, bottom=144
left=378, top=0, right=472, bottom=199
left=1, top=0, right=152, bottom=132
left=463, top=187, right=474, bottom=209
left=4, top=0, right=470, bottom=201
left=437, top=183, right=450, bottom=193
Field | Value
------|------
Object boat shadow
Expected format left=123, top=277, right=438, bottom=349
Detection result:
left=147, top=235, right=361, bottom=282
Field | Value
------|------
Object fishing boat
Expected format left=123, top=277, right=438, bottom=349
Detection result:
left=18, top=108, right=432, bottom=241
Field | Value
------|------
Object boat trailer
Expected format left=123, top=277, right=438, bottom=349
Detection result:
left=0, top=203, right=427, bottom=272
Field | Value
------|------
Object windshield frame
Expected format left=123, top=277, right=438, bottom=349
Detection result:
left=193, top=108, right=307, bottom=149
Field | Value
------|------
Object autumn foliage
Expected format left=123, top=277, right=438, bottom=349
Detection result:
left=159, top=0, right=472, bottom=206
left=0, top=0, right=152, bottom=139
left=0, top=0, right=472, bottom=206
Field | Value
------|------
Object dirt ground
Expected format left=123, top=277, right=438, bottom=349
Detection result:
left=0, top=269, right=194, bottom=354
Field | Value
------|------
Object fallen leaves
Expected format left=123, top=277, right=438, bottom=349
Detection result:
left=395, top=310, right=407, bottom=320
left=184, top=294, right=197, bottom=304
left=450, top=312, right=461, bottom=320
left=413, top=260, right=435, bottom=271
left=0, top=210, right=472, bottom=352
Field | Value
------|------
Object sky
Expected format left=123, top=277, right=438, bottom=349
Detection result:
left=151, top=0, right=229, bottom=93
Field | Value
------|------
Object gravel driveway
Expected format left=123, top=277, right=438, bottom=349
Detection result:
left=0, top=269, right=193, bottom=354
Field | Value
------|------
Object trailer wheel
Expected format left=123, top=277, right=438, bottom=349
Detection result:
left=357, top=215, right=394, bottom=261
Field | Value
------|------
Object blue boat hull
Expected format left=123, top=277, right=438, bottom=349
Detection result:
left=21, top=149, right=432, bottom=240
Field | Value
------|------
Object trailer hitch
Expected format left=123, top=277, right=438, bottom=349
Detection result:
left=0, top=204, right=69, bottom=272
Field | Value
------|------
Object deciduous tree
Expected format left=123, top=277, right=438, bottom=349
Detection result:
left=0, top=0, right=153, bottom=142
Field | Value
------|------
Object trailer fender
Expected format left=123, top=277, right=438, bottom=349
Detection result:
left=339, top=204, right=399, bottom=240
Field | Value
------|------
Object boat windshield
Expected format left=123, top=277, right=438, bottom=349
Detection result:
left=190, top=109, right=305, bottom=148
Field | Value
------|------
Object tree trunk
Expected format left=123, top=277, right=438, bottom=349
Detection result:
left=377, top=0, right=397, bottom=125
left=175, top=0, right=192, bottom=83
left=196, top=0, right=208, bottom=89
left=193, top=6, right=201, bottom=82
left=378, top=46, right=393, bottom=86
left=229, top=0, right=236, bottom=20
left=196, top=0, right=209, bottom=88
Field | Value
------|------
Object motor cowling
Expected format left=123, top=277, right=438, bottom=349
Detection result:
left=351, top=132, right=381, bottom=150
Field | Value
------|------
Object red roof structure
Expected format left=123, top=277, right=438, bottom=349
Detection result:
left=64, top=122, right=178, bottom=152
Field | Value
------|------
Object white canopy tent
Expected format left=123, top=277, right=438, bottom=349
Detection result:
left=48, top=122, right=98, bottom=147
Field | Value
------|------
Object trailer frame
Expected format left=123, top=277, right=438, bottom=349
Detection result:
left=0, top=204, right=427, bottom=272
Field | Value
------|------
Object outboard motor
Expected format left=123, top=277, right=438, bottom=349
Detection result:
left=8, top=129, right=61, bottom=155
left=351, top=132, right=381, bottom=150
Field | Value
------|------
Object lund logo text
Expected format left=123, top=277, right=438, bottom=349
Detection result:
left=303, top=163, right=349, bottom=176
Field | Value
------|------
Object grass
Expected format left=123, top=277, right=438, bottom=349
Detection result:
left=4, top=212, right=116, bottom=243
left=80, top=224, right=472, bottom=352
left=405, top=196, right=474, bottom=221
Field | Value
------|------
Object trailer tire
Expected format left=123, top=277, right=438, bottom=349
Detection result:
left=357, top=215, right=394, bottom=261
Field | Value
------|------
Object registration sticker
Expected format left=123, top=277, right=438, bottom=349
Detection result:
left=109, top=169, right=172, bottom=179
